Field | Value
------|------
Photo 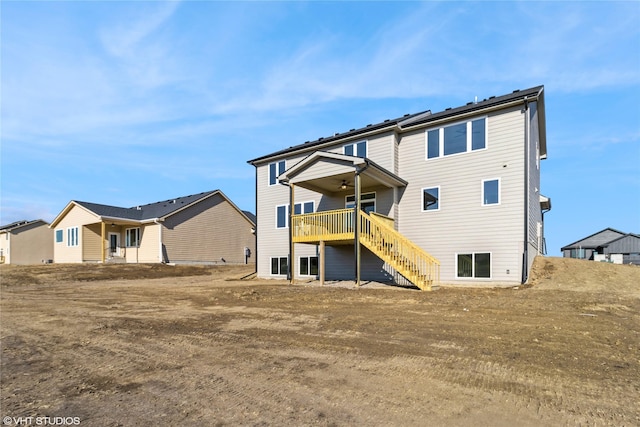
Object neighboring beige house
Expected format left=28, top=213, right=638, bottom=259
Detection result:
left=0, top=219, right=54, bottom=265
left=248, top=86, right=550, bottom=289
left=49, top=190, right=256, bottom=265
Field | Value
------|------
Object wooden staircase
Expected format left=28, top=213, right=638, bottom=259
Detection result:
left=359, top=212, right=440, bottom=291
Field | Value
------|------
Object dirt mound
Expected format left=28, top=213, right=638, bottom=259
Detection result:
left=528, top=256, right=640, bottom=296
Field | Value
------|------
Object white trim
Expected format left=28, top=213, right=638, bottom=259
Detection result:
left=275, top=204, right=288, bottom=229
left=421, top=186, right=440, bottom=212
left=125, top=227, right=140, bottom=248
left=425, top=116, right=488, bottom=161
left=298, top=255, right=319, bottom=277
left=66, top=226, right=79, bottom=247
left=455, top=252, right=492, bottom=280
left=269, top=160, right=286, bottom=186
left=343, top=140, right=368, bottom=158
left=481, top=178, right=501, bottom=206
left=269, top=256, right=289, bottom=276
left=276, top=201, right=315, bottom=229
left=108, top=232, right=121, bottom=256
left=55, top=229, right=64, bottom=244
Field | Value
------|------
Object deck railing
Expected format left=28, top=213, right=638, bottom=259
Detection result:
left=291, top=208, right=354, bottom=242
left=292, top=208, right=440, bottom=290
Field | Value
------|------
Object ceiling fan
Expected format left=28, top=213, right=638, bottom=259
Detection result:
left=338, top=179, right=354, bottom=190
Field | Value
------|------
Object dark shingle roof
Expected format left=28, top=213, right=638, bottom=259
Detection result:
left=248, top=85, right=544, bottom=165
left=75, top=190, right=220, bottom=221
left=0, top=219, right=47, bottom=232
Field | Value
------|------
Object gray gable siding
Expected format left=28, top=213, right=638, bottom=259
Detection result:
left=561, top=228, right=626, bottom=250
left=604, top=234, right=640, bottom=254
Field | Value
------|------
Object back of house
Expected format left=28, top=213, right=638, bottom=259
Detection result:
left=249, top=86, right=550, bottom=287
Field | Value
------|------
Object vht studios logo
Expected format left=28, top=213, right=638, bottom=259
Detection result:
left=2, top=417, right=81, bottom=426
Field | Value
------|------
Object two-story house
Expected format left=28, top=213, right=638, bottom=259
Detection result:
left=248, top=86, right=550, bottom=289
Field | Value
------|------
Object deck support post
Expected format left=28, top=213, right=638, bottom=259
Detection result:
left=354, top=172, right=361, bottom=287
left=289, top=183, right=295, bottom=284
left=101, top=221, right=106, bottom=263
left=319, top=240, right=325, bottom=286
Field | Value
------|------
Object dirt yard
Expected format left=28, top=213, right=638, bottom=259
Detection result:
left=1, top=258, right=638, bottom=426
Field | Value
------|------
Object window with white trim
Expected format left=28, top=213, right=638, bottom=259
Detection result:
left=269, top=160, right=286, bottom=185
left=457, top=253, right=491, bottom=278
left=422, top=187, right=440, bottom=211
left=276, top=201, right=315, bottom=228
left=299, top=256, right=319, bottom=276
left=67, top=227, right=78, bottom=247
left=345, top=192, right=376, bottom=214
left=344, top=141, right=367, bottom=158
left=426, top=117, right=486, bottom=159
left=482, top=179, right=500, bottom=205
left=125, top=228, right=140, bottom=247
left=55, top=229, right=63, bottom=243
left=271, top=256, right=288, bottom=275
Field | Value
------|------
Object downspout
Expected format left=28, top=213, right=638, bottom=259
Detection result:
left=154, top=219, right=163, bottom=263
left=522, top=97, right=530, bottom=284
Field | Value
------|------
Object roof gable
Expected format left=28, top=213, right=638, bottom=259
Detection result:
left=0, top=219, right=48, bottom=233
left=50, top=190, right=256, bottom=228
left=561, top=228, right=627, bottom=250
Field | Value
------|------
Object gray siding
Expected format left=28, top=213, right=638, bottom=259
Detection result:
left=256, top=134, right=397, bottom=280
left=254, top=102, right=543, bottom=286
left=398, top=107, right=526, bottom=284
left=605, top=235, right=640, bottom=254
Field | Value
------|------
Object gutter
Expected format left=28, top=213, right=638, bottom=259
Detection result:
left=522, top=96, right=530, bottom=284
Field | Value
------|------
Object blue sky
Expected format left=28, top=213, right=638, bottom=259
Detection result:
left=1, top=1, right=639, bottom=256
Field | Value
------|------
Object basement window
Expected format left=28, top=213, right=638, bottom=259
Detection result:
left=271, top=257, right=288, bottom=275
left=299, top=256, right=319, bottom=276
left=457, top=253, right=491, bottom=278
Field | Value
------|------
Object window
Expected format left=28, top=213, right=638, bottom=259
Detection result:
left=271, top=257, right=288, bottom=275
left=125, top=228, right=140, bottom=247
left=346, top=192, right=376, bottom=214
left=471, top=118, right=486, bottom=150
left=425, top=117, right=487, bottom=159
left=344, top=141, right=367, bottom=158
left=482, top=179, right=500, bottom=205
left=570, top=248, right=586, bottom=259
left=293, top=201, right=315, bottom=215
left=422, top=187, right=439, bottom=211
left=444, top=122, right=467, bottom=155
left=277, top=201, right=314, bottom=228
left=67, top=227, right=78, bottom=247
left=457, top=253, right=491, bottom=278
left=427, top=129, right=439, bottom=159
left=55, top=229, right=63, bottom=243
left=269, top=160, right=286, bottom=185
left=299, top=256, right=319, bottom=276
left=276, top=205, right=288, bottom=228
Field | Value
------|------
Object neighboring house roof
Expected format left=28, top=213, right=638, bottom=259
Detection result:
left=50, top=190, right=255, bottom=228
left=0, top=219, right=48, bottom=233
left=248, top=85, right=545, bottom=165
left=561, top=227, right=627, bottom=250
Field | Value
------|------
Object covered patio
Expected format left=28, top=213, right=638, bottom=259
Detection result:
left=279, top=152, right=439, bottom=290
